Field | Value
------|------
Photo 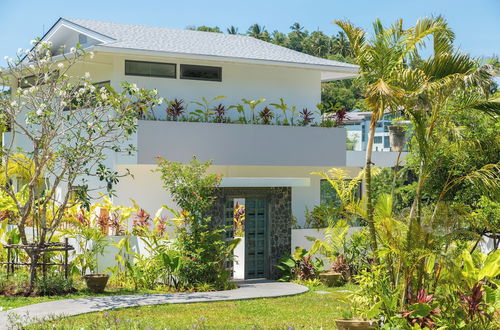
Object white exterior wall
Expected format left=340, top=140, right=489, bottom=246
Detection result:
left=107, top=53, right=321, bottom=121
left=113, top=165, right=360, bottom=228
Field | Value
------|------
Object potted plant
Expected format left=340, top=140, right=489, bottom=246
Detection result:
left=388, top=118, right=410, bottom=152
left=81, top=227, right=111, bottom=293
left=66, top=210, right=112, bottom=293
left=334, top=297, right=379, bottom=329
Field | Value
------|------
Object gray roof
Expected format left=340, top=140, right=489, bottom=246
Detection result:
left=63, top=18, right=357, bottom=72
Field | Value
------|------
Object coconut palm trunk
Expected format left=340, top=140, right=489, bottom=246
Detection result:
left=365, top=116, right=379, bottom=259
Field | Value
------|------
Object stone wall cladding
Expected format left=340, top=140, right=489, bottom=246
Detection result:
left=206, top=187, right=292, bottom=280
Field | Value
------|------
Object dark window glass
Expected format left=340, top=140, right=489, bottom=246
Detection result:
left=180, top=64, right=221, bottom=81
left=125, top=60, right=176, bottom=78
left=374, top=136, right=382, bottom=144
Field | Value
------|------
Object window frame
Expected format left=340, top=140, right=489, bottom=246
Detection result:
left=125, top=60, right=177, bottom=79
left=179, top=64, right=222, bottom=82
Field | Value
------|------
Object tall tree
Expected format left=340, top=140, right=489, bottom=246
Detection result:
left=287, top=23, right=308, bottom=52
left=0, top=43, right=162, bottom=292
left=271, top=30, right=288, bottom=46
left=247, top=24, right=270, bottom=41
left=226, top=26, right=239, bottom=34
left=331, top=31, right=353, bottom=58
left=334, top=17, right=457, bottom=260
left=303, top=31, right=331, bottom=58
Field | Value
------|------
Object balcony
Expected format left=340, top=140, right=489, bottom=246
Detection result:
left=134, top=121, right=346, bottom=167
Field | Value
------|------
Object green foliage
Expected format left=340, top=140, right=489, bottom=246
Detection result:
left=155, top=157, right=238, bottom=290
left=276, top=247, right=323, bottom=282
left=155, top=157, right=221, bottom=223
left=304, top=202, right=340, bottom=228
left=34, top=275, right=74, bottom=296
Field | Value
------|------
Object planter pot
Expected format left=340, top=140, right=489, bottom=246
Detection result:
left=319, top=271, right=343, bottom=287
left=335, top=319, right=377, bottom=330
left=388, top=125, right=406, bottom=152
left=84, top=274, right=109, bottom=293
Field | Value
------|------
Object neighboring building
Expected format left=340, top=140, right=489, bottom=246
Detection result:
left=3, top=18, right=406, bottom=280
left=343, top=111, right=409, bottom=152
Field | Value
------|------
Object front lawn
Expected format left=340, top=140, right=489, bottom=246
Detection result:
left=25, top=284, right=354, bottom=329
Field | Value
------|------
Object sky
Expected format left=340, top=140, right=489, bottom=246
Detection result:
left=0, top=0, right=499, bottom=66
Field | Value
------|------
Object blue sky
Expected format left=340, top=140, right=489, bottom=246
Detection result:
left=0, top=0, right=499, bottom=66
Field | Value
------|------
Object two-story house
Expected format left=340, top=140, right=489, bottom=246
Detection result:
left=4, top=18, right=368, bottom=279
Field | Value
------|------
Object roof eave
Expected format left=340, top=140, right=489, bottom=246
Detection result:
left=93, top=45, right=359, bottom=77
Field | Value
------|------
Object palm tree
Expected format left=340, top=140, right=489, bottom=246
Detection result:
left=334, top=17, right=457, bottom=261
left=247, top=24, right=270, bottom=41
left=227, top=26, right=239, bottom=35
left=272, top=30, right=288, bottom=46
left=331, top=31, right=352, bottom=58
left=303, top=31, right=331, bottom=58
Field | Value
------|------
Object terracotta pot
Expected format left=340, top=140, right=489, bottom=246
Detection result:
left=319, top=271, right=343, bottom=287
left=335, top=319, right=377, bottom=330
left=84, top=274, right=109, bottom=293
left=388, top=125, right=406, bottom=152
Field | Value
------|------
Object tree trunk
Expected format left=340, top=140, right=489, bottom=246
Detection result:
left=27, top=249, right=40, bottom=295
left=365, top=118, right=378, bottom=261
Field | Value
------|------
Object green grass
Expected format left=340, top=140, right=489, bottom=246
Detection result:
left=24, top=284, right=354, bottom=329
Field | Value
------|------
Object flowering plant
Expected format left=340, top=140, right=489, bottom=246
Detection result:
left=233, top=202, right=245, bottom=237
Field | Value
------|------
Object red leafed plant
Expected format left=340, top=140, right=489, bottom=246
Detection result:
left=213, top=104, right=227, bottom=123
left=298, top=108, right=314, bottom=126
left=460, top=282, right=491, bottom=322
left=331, top=254, right=350, bottom=280
left=133, top=209, right=151, bottom=232
left=166, top=98, right=185, bottom=121
left=402, top=289, right=441, bottom=328
left=333, top=108, right=350, bottom=126
left=295, top=254, right=316, bottom=280
left=258, top=107, right=274, bottom=125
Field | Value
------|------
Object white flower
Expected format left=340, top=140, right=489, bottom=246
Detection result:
left=29, top=64, right=35, bottom=70
left=10, top=101, right=17, bottom=107
left=57, top=63, right=64, bottom=68
left=100, top=87, right=107, bottom=93
left=70, top=47, right=76, bottom=54
left=39, top=103, right=47, bottom=109
left=23, top=90, right=29, bottom=96
left=78, top=88, right=85, bottom=94
left=30, top=39, right=37, bottom=45
left=158, top=98, right=163, bottom=105
left=59, top=90, right=66, bottom=97
left=84, top=72, right=90, bottom=79
left=101, top=94, right=108, bottom=100
left=152, top=89, right=158, bottom=96
left=36, top=109, right=43, bottom=116
left=89, top=52, right=95, bottom=59
left=3, top=56, right=8, bottom=61
left=25, top=49, right=30, bottom=54
left=17, top=48, right=23, bottom=53
left=89, top=85, right=96, bottom=92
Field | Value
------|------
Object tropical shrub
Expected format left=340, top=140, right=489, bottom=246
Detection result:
left=155, top=157, right=239, bottom=290
left=277, top=247, right=323, bottom=281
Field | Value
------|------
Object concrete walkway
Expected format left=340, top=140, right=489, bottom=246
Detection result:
left=0, top=280, right=307, bottom=329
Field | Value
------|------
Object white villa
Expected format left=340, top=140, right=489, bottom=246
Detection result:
left=2, top=18, right=403, bottom=279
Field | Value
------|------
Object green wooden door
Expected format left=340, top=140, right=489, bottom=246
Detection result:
left=245, top=198, right=268, bottom=278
